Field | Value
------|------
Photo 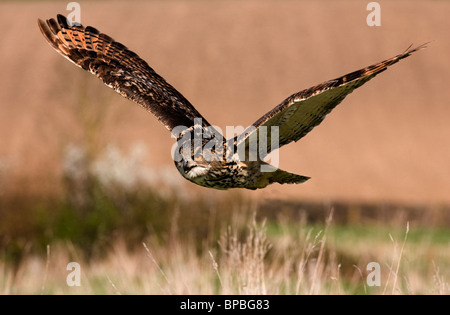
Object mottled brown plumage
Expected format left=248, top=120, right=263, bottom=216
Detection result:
left=38, top=14, right=427, bottom=190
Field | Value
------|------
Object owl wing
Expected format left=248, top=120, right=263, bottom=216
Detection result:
left=38, top=14, right=210, bottom=132
left=235, top=43, right=428, bottom=159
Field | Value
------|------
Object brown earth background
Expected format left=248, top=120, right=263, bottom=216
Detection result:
left=0, top=0, right=449, bottom=206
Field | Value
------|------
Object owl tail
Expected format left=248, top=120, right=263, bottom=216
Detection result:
left=267, top=168, right=310, bottom=185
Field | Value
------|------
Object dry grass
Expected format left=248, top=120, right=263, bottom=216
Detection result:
left=1, top=209, right=448, bottom=295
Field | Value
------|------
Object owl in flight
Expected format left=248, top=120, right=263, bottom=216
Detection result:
left=38, top=14, right=427, bottom=190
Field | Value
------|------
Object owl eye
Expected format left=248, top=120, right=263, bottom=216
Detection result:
left=194, top=156, right=202, bottom=162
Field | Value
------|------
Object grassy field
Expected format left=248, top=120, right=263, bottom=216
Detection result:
left=2, top=213, right=449, bottom=295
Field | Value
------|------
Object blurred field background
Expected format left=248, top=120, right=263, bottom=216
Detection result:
left=0, top=0, right=449, bottom=294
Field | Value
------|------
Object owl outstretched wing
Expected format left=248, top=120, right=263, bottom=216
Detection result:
left=236, top=43, right=428, bottom=159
